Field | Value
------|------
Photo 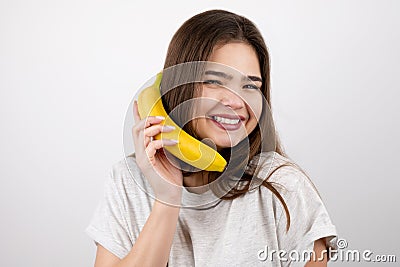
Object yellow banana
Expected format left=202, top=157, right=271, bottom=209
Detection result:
left=137, top=72, right=227, bottom=172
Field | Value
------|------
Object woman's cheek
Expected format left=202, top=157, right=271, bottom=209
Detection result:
left=246, top=97, right=263, bottom=121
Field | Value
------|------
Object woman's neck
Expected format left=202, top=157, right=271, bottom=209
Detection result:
left=183, top=171, right=210, bottom=194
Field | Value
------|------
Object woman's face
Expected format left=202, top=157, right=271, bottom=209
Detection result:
left=193, top=42, right=263, bottom=150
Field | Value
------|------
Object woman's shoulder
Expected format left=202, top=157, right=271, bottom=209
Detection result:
left=110, top=153, right=140, bottom=177
left=251, top=151, right=319, bottom=196
left=108, top=153, right=153, bottom=197
left=253, top=152, right=337, bottom=238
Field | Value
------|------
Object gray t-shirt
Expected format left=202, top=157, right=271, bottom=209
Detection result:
left=85, top=151, right=337, bottom=266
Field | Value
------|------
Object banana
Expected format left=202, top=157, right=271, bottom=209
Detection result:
left=137, top=72, right=227, bottom=172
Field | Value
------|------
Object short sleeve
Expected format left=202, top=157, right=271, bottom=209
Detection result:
left=275, top=169, right=338, bottom=266
left=85, top=170, right=133, bottom=259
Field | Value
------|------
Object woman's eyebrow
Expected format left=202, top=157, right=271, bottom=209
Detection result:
left=204, top=70, right=233, bottom=80
left=246, top=75, right=263, bottom=83
left=204, top=70, right=262, bottom=83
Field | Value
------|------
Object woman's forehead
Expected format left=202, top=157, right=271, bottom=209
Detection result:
left=206, top=42, right=261, bottom=75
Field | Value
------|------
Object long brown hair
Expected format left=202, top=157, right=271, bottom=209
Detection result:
left=160, top=9, right=310, bottom=231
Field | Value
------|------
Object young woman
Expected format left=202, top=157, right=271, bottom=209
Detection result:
left=86, top=9, right=337, bottom=267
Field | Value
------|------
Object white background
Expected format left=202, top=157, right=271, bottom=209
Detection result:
left=1, top=0, right=399, bottom=266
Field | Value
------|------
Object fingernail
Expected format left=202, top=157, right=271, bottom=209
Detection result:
left=167, top=139, right=179, bottom=144
left=155, top=116, right=165, bottom=120
left=164, top=125, right=175, bottom=131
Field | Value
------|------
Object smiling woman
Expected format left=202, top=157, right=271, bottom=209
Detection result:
left=85, top=9, right=338, bottom=267
left=193, top=43, right=264, bottom=149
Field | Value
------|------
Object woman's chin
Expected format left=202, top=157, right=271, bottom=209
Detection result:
left=214, top=139, right=240, bottom=151
left=200, top=132, right=245, bottom=150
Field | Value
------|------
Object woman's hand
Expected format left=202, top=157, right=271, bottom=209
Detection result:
left=132, top=100, right=184, bottom=205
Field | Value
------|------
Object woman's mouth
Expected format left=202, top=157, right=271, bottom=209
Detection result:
left=208, top=114, right=245, bottom=131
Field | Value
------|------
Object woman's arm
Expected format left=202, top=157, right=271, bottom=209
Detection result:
left=94, top=199, right=180, bottom=267
left=304, top=238, right=328, bottom=267
left=91, top=100, right=184, bottom=266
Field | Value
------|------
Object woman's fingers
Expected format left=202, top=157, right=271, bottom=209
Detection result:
left=132, top=101, right=173, bottom=148
left=143, top=125, right=175, bottom=147
left=132, top=102, right=177, bottom=160
left=144, top=124, right=174, bottom=139
left=133, top=115, right=165, bottom=134
left=145, top=139, right=178, bottom=164
left=133, top=116, right=173, bottom=147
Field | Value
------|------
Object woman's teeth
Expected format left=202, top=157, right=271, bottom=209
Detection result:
left=211, top=116, right=240, bottom=125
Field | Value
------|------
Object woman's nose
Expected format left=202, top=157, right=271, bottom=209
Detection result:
left=220, top=88, right=245, bottom=109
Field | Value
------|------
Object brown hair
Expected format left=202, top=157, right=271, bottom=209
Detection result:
left=161, top=9, right=310, bottom=231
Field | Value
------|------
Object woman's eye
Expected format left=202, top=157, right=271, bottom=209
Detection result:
left=203, top=80, right=223, bottom=86
left=243, top=84, right=260, bottom=90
